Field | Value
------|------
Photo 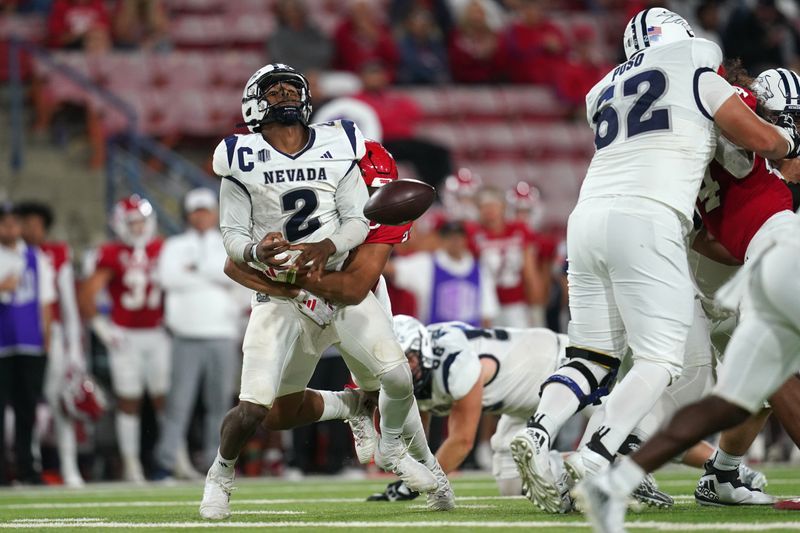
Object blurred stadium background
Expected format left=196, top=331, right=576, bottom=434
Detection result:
left=1, top=0, right=800, bottom=486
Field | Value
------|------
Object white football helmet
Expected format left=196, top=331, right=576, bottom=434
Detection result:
left=110, top=195, right=157, bottom=247
left=623, top=8, right=695, bottom=60
left=441, top=168, right=482, bottom=221
left=241, top=63, right=312, bottom=132
left=393, top=315, right=434, bottom=396
left=754, top=68, right=800, bottom=114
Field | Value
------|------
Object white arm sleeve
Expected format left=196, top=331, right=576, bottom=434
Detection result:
left=158, top=238, right=206, bottom=291
left=715, top=134, right=756, bottom=179
left=479, top=264, right=500, bottom=322
left=219, top=178, right=254, bottom=263
left=56, top=262, right=84, bottom=364
left=391, top=254, right=431, bottom=291
left=329, top=163, right=369, bottom=253
left=698, top=72, right=737, bottom=118
left=37, top=252, right=57, bottom=306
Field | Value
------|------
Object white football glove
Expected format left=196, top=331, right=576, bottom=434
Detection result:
left=294, top=289, right=337, bottom=327
left=90, top=316, right=126, bottom=351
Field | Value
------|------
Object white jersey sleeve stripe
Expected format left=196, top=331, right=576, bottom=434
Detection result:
left=224, top=135, right=238, bottom=168
left=342, top=119, right=358, bottom=157
left=693, top=67, right=716, bottom=120
left=638, top=8, right=652, bottom=49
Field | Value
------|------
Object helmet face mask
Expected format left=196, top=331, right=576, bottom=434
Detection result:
left=242, top=64, right=312, bottom=132
left=110, top=195, right=156, bottom=247
left=393, top=315, right=434, bottom=398
left=623, top=8, right=695, bottom=60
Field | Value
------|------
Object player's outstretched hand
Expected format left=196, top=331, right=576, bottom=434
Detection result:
left=776, top=113, right=800, bottom=158
left=366, top=480, right=420, bottom=502
left=255, top=232, right=291, bottom=267
left=289, top=239, right=336, bottom=282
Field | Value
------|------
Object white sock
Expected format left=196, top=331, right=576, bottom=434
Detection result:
left=534, top=384, right=581, bottom=439
left=212, top=449, right=237, bottom=477
left=115, top=412, right=140, bottom=461
left=54, top=413, right=81, bottom=480
left=379, top=366, right=415, bottom=442
left=608, top=456, right=646, bottom=496
left=318, top=390, right=359, bottom=422
left=712, top=449, right=743, bottom=471
left=402, top=398, right=436, bottom=468
left=590, top=361, right=670, bottom=464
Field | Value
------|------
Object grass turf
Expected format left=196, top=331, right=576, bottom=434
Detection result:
left=0, top=466, right=799, bottom=531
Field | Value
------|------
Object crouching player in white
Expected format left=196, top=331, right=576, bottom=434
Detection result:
left=367, top=316, right=568, bottom=499
left=200, top=64, right=439, bottom=520
left=511, top=7, right=800, bottom=517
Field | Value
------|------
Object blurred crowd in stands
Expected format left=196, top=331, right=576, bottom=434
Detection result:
left=2, top=0, right=800, bottom=486
left=4, top=0, right=798, bottom=112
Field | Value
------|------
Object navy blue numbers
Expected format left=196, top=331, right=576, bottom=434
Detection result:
left=281, top=188, right=321, bottom=241
left=593, top=69, right=670, bottom=149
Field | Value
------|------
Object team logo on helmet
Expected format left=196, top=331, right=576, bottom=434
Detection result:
left=755, top=68, right=800, bottom=114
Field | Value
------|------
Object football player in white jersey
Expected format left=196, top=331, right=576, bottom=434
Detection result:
left=511, top=7, right=800, bottom=516
left=361, top=316, right=566, bottom=499
left=200, top=64, right=441, bottom=519
left=577, top=78, right=800, bottom=533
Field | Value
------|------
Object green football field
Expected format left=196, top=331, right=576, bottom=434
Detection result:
left=1, top=467, right=800, bottom=532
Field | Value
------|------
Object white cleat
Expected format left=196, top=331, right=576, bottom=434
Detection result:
left=426, top=460, right=455, bottom=511
left=122, top=458, right=146, bottom=485
left=344, top=389, right=378, bottom=464
left=574, top=473, right=628, bottom=533
left=510, top=427, right=571, bottom=513
left=374, top=436, right=437, bottom=493
left=62, top=472, right=85, bottom=488
left=199, top=468, right=234, bottom=520
left=739, top=463, right=768, bottom=491
left=695, top=461, right=775, bottom=506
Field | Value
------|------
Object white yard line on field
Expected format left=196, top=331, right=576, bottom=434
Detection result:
left=4, top=520, right=800, bottom=530
left=5, top=494, right=795, bottom=511
left=0, top=495, right=531, bottom=510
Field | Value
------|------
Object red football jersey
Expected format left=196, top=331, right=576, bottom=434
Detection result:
left=365, top=220, right=411, bottom=245
left=94, top=239, right=164, bottom=328
left=40, top=241, right=70, bottom=322
left=697, top=156, right=793, bottom=263
left=467, top=221, right=533, bottom=304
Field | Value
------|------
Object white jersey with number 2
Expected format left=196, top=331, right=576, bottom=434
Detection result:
left=580, top=39, right=733, bottom=224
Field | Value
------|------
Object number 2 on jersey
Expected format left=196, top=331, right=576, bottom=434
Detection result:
left=281, top=188, right=321, bottom=242
left=594, top=69, right=671, bottom=150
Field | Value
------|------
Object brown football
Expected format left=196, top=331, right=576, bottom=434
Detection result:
left=363, top=179, right=437, bottom=226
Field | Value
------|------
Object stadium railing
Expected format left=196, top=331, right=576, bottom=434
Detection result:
left=8, top=37, right=217, bottom=236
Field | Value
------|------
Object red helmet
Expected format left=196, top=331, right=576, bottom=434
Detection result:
left=508, top=182, right=545, bottom=229
left=359, top=140, right=398, bottom=188
left=442, top=168, right=482, bottom=221
left=507, top=181, right=541, bottom=210
left=444, top=167, right=482, bottom=198
left=60, top=371, right=108, bottom=422
left=110, top=195, right=157, bottom=247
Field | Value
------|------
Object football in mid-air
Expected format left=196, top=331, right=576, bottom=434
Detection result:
left=363, top=179, right=436, bottom=226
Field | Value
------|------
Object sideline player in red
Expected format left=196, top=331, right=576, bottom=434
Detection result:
left=15, top=202, right=102, bottom=487
left=467, top=186, right=546, bottom=328
left=79, top=195, right=168, bottom=483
